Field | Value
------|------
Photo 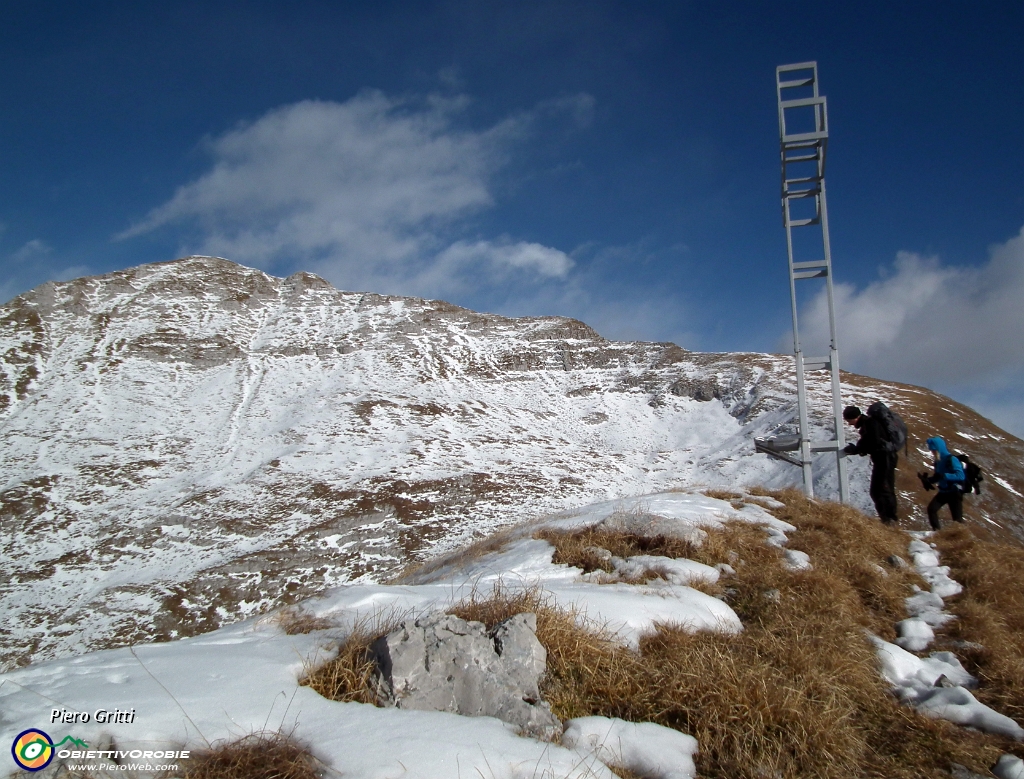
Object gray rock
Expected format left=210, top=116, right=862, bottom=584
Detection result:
left=993, top=754, right=1024, bottom=779
left=887, top=554, right=909, bottom=569
left=492, top=613, right=547, bottom=701
left=953, top=640, right=987, bottom=652
left=582, top=545, right=613, bottom=565
left=951, top=763, right=991, bottom=779
left=371, top=611, right=562, bottom=740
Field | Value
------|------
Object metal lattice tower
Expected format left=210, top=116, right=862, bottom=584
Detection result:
left=757, top=62, right=849, bottom=502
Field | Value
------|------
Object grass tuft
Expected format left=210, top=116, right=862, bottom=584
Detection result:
left=535, top=527, right=700, bottom=571
left=534, top=526, right=706, bottom=585
left=300, top=610, right=410, bottom=704
left=932, top=524, right=1024, bottom=723
left=277, top=608, right=335, bottom=635
left=164, top=732, right=319, bottom=779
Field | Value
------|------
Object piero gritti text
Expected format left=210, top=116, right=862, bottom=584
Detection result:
left=52, top=707, right=137, bottom=724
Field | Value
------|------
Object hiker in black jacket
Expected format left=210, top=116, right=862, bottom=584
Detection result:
left=842, top=405, right=899, bottom=525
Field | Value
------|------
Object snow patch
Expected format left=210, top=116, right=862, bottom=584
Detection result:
left=563, top=716, right=698, bottom=779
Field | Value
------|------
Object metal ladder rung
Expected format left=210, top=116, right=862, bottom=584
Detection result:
left=785, top=217, right=819, bottom=227
left=792, top=260, right=827, bottom=270
left=802, top=356, right=831, bottom=370
left=782, top=143, right=825, bottom=157
left=782, top=131, right=828, bottom=144
left=793, top=268, right=828, bottom=279
left=780, top=96, right=827, bottom=110
left=778, top=77, right=814, bottom=89
left=783, top=137, right=823, bottom=149
left=785, top=175, right=821, bottom=185
left=809, top=440, right=842, bottom=453
left=783, top=152, right=821, bottom=164
left=783, top=187, right=820, bottom=199
left=777, top=61, right=818, bottom=73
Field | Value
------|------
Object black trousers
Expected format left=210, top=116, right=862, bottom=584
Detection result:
left=927, top=490, right=963, bottom=530
left=869, top=452, right=899, bottom=523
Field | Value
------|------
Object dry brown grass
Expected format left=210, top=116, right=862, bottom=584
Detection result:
left=534, top=526, right=706, bottom=585
left=391, top=524, right=526, bottom=583
left=536, top=527, right=700, bottom=567
left=604, top=768, right=646, bottom=779
left=164, top=732, right=319, bottom=779
left=932, top=524, right=1024, bottom=724
left=702, top=489, right=742, bottom=501
left=276, top=608, right=336, bottom=635
left=528, top=495, right=1007, bottom=779
left=300, top=610, right=410, bottom=704
left=299, top=492, right=1020, bottom=777
left=754, top=488, right=931, bottom=637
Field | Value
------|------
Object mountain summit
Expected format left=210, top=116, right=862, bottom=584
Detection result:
left=1, top=256, right=1021, bottom=670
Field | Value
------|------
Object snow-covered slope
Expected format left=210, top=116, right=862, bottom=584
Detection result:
left=1, top=257, right=1021, bottom=671
left=2, top=491, right=1020, bottom=779
left=0, top=492, right=799, bottom=779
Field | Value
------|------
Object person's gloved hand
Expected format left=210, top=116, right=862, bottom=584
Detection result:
left=917, top=471, right=935, bottom=491
left=843, top=443, right=858, bottom=455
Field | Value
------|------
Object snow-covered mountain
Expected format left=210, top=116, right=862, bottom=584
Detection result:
left=2, top=256, right=1021, bottom=671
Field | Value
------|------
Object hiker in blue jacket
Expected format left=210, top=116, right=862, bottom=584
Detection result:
left=918, top=436, right=966, bottom=530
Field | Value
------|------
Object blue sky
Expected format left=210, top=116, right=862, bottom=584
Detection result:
left=2, top=2, right=1023, bottom=436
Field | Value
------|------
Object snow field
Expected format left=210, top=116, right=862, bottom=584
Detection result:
left=2, top=491, right=793, bottom=779
left=3, top=259, right=895, bottom=670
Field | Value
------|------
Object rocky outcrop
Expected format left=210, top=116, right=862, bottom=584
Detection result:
left=371, top=612, right=561, bottom=740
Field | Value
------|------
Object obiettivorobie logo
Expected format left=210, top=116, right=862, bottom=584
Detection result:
left=11, top=728, right=191, bottom=773
left=11, top=729, right=88, bottom=772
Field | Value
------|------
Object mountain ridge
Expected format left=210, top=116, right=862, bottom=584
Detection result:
left=1, top=256, right=1021, bottom=671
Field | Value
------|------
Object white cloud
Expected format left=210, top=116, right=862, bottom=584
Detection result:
left=793, top=226, right=1024, bottom=436
left=118, top=91, right=592, bottom=300
left=391, top=237, right=575, bottom=301
left=796, top=226, right=1024, bottom=387
left=469, top=240, right=700, bottom=348
left=12, top=239, right=51, bottom=262
left=438, top=239, right=573, bottom=277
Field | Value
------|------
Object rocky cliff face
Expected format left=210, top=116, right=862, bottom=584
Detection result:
left=2, top=256, right=1021, bottom=670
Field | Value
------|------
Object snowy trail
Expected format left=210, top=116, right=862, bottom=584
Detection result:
left=873, top=533, right=1024, bottom=741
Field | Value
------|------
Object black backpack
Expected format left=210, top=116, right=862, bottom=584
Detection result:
left=953, top=452, right=984, bottom=495
left=866, top=401, right=908, bottom=454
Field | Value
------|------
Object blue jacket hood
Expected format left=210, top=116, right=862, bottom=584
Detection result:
left=928, top=436, right=965, bottom=490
